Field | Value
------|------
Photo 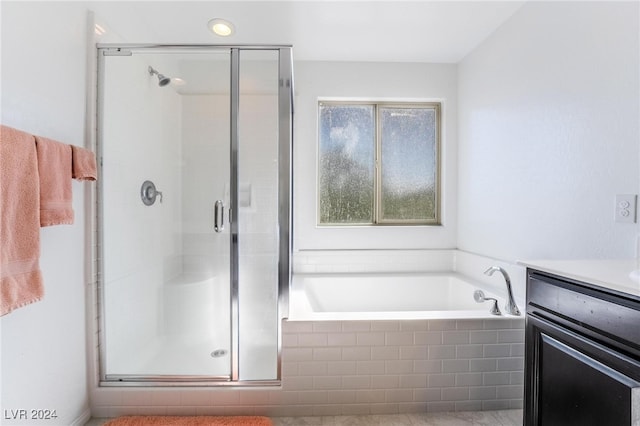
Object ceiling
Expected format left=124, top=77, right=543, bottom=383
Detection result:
left=92, top=1, right=526, bottom=63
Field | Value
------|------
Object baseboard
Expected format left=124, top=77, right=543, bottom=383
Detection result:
left=71, top=408, right=92, bottom=426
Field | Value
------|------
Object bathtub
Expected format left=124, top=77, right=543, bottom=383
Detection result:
left=289, top=272, right=517, bottom=321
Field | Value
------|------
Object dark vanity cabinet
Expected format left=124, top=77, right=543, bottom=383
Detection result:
left=524, top=270, right=640, bottom=426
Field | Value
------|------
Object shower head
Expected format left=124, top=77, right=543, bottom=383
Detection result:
left=148, top=66, right=171, bottom=87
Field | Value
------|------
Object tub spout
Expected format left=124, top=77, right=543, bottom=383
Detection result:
left=483, top=266, right=521, bottom=316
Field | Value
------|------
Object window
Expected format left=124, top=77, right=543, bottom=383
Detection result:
left=318, top=101, right=440, bottom=225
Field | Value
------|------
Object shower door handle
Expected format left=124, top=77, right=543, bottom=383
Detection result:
left=214, top=200, right=224, bottom=232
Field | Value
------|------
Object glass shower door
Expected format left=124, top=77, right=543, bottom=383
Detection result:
left=100, top=49, right=232, bottom=379
left=98, top=45, right=292, bottom=384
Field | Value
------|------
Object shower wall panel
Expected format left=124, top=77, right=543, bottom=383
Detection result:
left=238, top=94, right=280, bottom=380
left=181, top=95, right=230, bottom=279
left=102, top=55, right=183, bottom=373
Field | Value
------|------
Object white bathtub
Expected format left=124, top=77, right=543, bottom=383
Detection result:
left=289, top=272, right=518, bottom=321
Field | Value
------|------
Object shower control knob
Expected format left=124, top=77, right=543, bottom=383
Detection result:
left=140, top=180, right=162, bottom=206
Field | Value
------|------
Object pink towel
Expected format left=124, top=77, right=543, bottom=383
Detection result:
left=0, top=125, right=45, bottom=316
left=71, top=145, right=97, bottom=181
left=35, top=135, right=74, bottom=226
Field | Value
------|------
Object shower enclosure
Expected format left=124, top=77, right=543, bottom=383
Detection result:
left=96, top=45, right=292, bottom=384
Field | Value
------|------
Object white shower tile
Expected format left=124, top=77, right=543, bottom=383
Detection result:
left=413, top=388, right=441, bottom=402
left=371, top=321, right=400, bottom=332
left=282, top=334, right=299, bottom=348
left=284, top=321, right=314, bottom=333
left=369, top=404, right=401, bottom=415
left=483, top=372, right=511, bottom=386
left=313, top=376, right=342, bottom=390
left=328, top=390, right=357, bottom=404
left=455, top=320, right=485, bottom=331
left=469, top=330, right=498, bottom=344
left=283, top=348, right=314, bottom=362
left=180, top=390, right=212, bottom=406
left=92, top=389, right=122, bottom=406
left=427, top=373, right=455, bottom=388
left=341, top=346, right=371, bottom=361
left=482, top=400, right=511, bottom=410
left=402, top=403, right=434, bottom=416
left=340, top=405, right=371, bottom=415
left=298, top=391, right=329, bottom=404
left=455, top=372, right=483, bottom=387
left=150, top=390, right=180, bottom=406
left=414, top=331, right=442, bottom=345
left=356, top=390, right=386, bottom=403
left=398, top=374, right=427, bottom=389
left=356, top=332, right=385, bottom=346
left=497, top=330, right=525, bottom=344
left=328, top=332, right=357, bottom=346
left=299, top=333, right=328, bottom=347
left=385, top=360, right=414, bottom=375
left=441, top=387, right=470, bottom=401
left=298, top=361, right=329, bottom=376
left=313, top=347, right=342, bottom=361
left=121, top=390, right=153, bottom=406
left=497, top=357, right=524, bottom=371
left=385, top=332, right=414, bottom=346
left=371, top=375, right=400, bottom=389
left=483, top=344, right=511, bottom=358
left=195, top=406, right=231, bottom=416
left=356, top=360, right=386, bottom=375
left=269, top=390, right=300, bottom=405
left=428, top=320, right=457, bottom=331
left=398, top=321, right=428, bottom=332
left=469, top=386, right=496, bottom=401
left=469, top=358, right=497, bottom=372
left=454, top=400, right=483, bottom=412
left=413, top=359, right=442, bottom=374
left=496, top=385, right=524, bottom=400
left=313, top=322, right=342, bottom=333
left=282, top=361, right=299, bottom=376
left=510, top=343, right=525, bottom=357
left=342, top=375, right=371, bottom=389
left=282, top=376, right=314, bottom=391
left=442, top=331, right=469, bottom=345
left=371, top=346, right=399, bottom=360
left=442, top=359, right=470, bottom=373
left=385, top=389, right=413, bottom=403
left=399, top=346, right=427, bottom=360
left=427, top=345, right=456, bottom=360
left=456, top=344, right=484, bottom=359
left=510, top=371, right=524, bottom=385
left=327, top=361, right=357, bottom=375
left=343, top=322, right=371, bottom=332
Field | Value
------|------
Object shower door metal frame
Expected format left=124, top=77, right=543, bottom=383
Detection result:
left=95, top=44, right=292, bottom=386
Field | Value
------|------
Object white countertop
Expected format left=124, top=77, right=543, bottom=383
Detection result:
left=519, top=259, right=640, bottom=299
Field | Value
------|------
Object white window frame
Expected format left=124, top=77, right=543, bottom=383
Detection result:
left=317, top=100, right=441, bottom=226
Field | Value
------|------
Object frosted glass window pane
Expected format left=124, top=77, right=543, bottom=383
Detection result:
left=319, top=104, right=375, bottom=224
left=380, top=107, right=437, bottom=222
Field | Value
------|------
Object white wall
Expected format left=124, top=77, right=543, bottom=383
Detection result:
left=293, top=61, right=458, bottom=251
left=1, top=2, right=91, bottom=425
left=458, top=1, right=640, bottom=262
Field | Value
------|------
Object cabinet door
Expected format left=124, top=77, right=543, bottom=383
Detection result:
left=525, top=315, right=640, bottom=426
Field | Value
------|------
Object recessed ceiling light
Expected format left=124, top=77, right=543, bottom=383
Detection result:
left=208, top=18, right=235, bottom=37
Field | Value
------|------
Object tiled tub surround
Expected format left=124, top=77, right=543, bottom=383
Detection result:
left=90, top=318, right=524, bottom=417
left=280, top=319, right=524, bottom=414
left=89, top=250, right=525, bottom=416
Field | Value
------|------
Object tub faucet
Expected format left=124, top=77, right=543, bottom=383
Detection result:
left=484, top=266, right=521, bottom=316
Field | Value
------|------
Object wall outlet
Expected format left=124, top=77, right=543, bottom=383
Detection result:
left=615, top=194, right=637, bottom=223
